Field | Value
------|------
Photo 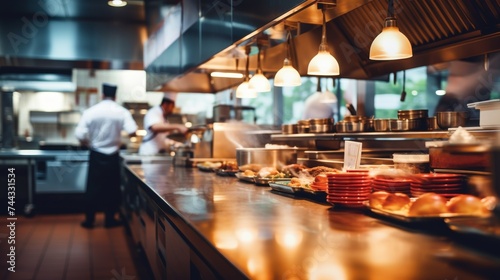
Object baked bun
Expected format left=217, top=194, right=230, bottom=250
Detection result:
left=447, top=195, right=488, bottom=215
left=369, top=191, right=390, bottom=209
left=382, top=193, right=411, bottom=211
left=408, top=193, right=447, bottom=216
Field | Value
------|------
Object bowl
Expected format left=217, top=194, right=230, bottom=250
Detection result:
left=436, top=111, right=469, bottom=129
left=390, top=119, right=427, bottom=131
left=282, top=124, right=298, bottom=134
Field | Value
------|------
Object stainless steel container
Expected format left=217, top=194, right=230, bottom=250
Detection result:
left=309, top=123, right=333, bottom=133
left=436, top=111, right=469, bottom=129
left=282, top=124, right=298, bottom=134
left=390, top=119, right=427, bottom=131
left=236, top=148, right=300, bottom=169
left=373, top=119, right=392, bottom=132
left=335, top=121, right=366, bottom=133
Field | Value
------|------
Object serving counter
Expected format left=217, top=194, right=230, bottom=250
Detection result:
left=121, top=161, right=500, bottom=280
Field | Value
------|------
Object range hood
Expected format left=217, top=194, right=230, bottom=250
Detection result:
left=146, top=0, right=500, bottom=93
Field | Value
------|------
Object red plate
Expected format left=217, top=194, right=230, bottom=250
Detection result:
left=372, top=183, right=411, bottom=189
left=373, top=177, right=412, bottom=183
left=413, top=173, right=465, bottom=180
left=328, top=189, right=371, bottom=195
left=410, top=183, right=463, bottom=188
left=327, top=173, right=370, bottom=179
left=410, top=187, right=463, bottom=193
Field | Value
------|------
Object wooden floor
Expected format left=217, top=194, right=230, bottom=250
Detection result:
left=0, top=213, right=153, bottom=280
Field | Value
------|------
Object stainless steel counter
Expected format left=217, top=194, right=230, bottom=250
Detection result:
left=125, top=162, right=500, bottom=280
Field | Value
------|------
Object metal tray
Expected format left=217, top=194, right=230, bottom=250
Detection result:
left=254, top=177, right=292, bottom=186
left=445, top=216, right=500, bottom=240
left=268, top=181, right=302, bottom=194
left=214, top=169, right=238, bottom=177
left=366, top=202, right=490, bottom=223
left=235, top=172, right=255, bottom=183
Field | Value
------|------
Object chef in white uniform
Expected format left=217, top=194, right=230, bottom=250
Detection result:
left=139, top=92, right=188, bottom=155
left=302, top=88, right=338, bottom=120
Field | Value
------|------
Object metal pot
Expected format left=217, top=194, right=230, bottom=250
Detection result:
left=335, top=121, right=365, bottom=133
left=282, top=124, right=298, bottom=134
left=373, top=119, right=392, bottom=132
left=236, top=147, right=300, bottom=169
left=390, top=119, right=426, bottom=131
left=436, top=111, right=469, bottom=129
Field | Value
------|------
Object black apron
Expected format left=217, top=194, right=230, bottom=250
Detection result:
left=85, top=149, right=121, bottom=214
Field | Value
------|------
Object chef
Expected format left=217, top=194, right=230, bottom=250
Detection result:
left=75, top=83, right=138, bottom=228
left=138, top=92, right=188, bottom=155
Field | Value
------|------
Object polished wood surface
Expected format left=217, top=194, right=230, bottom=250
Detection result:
left=127, top=162, right=500, bottom=280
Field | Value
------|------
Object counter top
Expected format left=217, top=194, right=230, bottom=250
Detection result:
left=126, top=162, right=500, bottom=279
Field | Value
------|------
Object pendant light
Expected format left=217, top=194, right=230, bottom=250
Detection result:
left=274, top=30, right=302, bottom=87
left=249, top=44, right=271, bottom=92
left=108, top=0, right=127, bottom=7
left=307, top=5, right=340, bottom=76
left=236, top=46, right=257, bottom=98
left=369, top=0, right=412, bottom=60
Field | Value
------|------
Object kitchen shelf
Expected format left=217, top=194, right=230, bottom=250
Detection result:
left=271, top=131, right=451, bottom=141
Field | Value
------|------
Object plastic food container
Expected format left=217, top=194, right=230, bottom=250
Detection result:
left=467, top=99, right=500, bottom=128
left=393, top=153, right=430, bottom=174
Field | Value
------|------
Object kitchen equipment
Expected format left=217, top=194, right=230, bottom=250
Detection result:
left=309, top=118, right=334, bottom=133
left=236, top=147, right=301, bottom=169
left=467, top=99, right=500, bottom=128
left=346, top=103, right=357, bottom=116
left=335, top=120, right=366, bottom=133
left=173, top=145, right=194, bottom=167
left=390, top=119, right=426, bottom=131
left=373, top=119, right=392, bottom=132
left=436, top=111, right=469, bottom=129
left=282, top=124, right=298, bottom=134
left=397, top=109, right=428, bottom=120
left=427, top=117, right=439, bottom=131
left=393, top=153, right=430, bottom=174
left=297, top=120, right=310, bottom=133
left=400, top=70, right=407, bottom=102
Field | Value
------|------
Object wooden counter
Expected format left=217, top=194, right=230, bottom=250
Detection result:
left=122, top=161, right=500, bottom=280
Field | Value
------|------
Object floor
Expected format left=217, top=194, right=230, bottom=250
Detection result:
left=0, top=213, right=153, bottom=280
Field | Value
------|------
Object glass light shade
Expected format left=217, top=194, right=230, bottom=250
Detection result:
left=248, top=73, right=271, bottom=92
left=236, top=81, right=257, bottom=98
left=369, top=26, right=412, bottom=60
left=108, top=0, right=127, bottom=7
left=307, top=50, right=340, bottom=76
left=274, top=59, right=302, bottom=87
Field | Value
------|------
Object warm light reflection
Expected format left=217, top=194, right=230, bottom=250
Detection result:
left=308, top=262, right=347, bottom=280
left=184, top=121, right=193, bottom=128
left=275, top=228, right=303, bottom=248
left=130, top=137, right=137, bottom=143
left=140, top=109, right=148, bottom=114
left=214, top=231, right=238, bottom=250
left=210, top=72, right=244, bottom=79
left=213, top=194, right=227, bottom=202
left=235, top=228, right=257, bottom=244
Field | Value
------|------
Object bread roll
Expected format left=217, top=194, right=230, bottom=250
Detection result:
left=369, top=191, right=390, bottom=209
left=382, top=193, right=411, bottom=211
left=408, top=193, right=447, bottom=216
left=447, top=195, right=488, bottom=215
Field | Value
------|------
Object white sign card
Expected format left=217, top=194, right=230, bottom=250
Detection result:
left=343, top=141, right=362, bottom=170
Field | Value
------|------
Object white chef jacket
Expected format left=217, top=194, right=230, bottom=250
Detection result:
left=302, top=91, right=336, bottom=119
left=138, top=105, right=170, bottom=155
left=75, top=100, right=138, bottom=155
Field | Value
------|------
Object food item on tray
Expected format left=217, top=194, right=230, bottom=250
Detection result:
left=243, top=169, right=256, bottom=177
left=369, top=191, right=391, bottom=209
left=281, top=163, right=308, bottom=177
left=408, top=193, right=448, bottom=216
left=310, top=174, right=328, bottom=191
left=220, top=161, right=238, bottom=171
left=258, top=167, right=287, bottom=179
left=382, top=193, right=411, bottom=211
left=198, top=161, right=222, bottom=169
left=447, top=195, right=489, bottom=215
left=288, top=177, right=303, bottom=187
left=303, top=166, right=340, bottom=177
left=239, top=163, right=262, bottom=172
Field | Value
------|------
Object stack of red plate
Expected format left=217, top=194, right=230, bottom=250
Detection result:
left=326, top=172, right=371, bottom=207
left=310, top=174, right=328, bottom=191
left=411, top=173, right=466, bottom=198
left=372, top=176, right=411, bottom=196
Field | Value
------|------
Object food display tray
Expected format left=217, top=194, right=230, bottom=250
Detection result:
left=365, top=203, right=490, bottom=224
left=235, top=172, right=255, bottom=183
left=254, top=177, right=291, bottom=186
left=214, top=169, right=238, bottom=177
left=197, top=164, right=215, bottom=172
left=269, top=181, right=327, bottom=201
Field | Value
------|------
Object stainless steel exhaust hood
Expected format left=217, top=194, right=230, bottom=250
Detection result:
left=147, top=0, right=500, bottom=93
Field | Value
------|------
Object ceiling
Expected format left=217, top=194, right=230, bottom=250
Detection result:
left=0, top=0, right=149, bottom=71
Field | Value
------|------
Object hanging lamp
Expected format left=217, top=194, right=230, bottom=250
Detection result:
left=369, top=0, right=412, bottom=60
left=108, top=0, right=127, bottom=7
left=274, top=29, right=302, bottom=87
left=307, top=5, right=340, bottom=76
left=249, top=44, right=271, bottom=92
left=236, top=46, right=257, bottom=98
